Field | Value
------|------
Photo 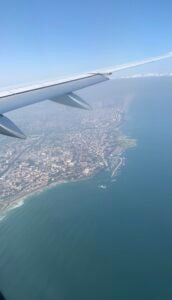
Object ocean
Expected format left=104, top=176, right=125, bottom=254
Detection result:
left=0, top=77, right=172, bottom=299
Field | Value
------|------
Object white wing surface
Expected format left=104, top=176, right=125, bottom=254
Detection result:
left=0, top=52, right=172, bottom=138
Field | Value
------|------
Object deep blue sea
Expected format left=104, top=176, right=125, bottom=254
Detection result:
left=1, top=78, right=172, bottom=300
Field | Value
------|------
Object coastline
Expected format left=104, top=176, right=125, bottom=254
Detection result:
left=0, top=154, right=125, bottom=221
left=0, top=173, right=99, bottom=220
left=0, top=107, right=137, bottom=220
left=0, top=180, right=67, bottom=220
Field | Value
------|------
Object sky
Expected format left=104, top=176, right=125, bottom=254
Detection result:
left=0, top=0, right=172, bottom=86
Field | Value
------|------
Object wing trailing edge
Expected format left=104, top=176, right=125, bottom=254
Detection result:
left=0, top=51, right=172, bottom=139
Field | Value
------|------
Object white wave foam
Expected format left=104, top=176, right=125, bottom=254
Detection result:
left=9, top=199, right=24, bottom=211
left=0, top=215, right=6, bottom=222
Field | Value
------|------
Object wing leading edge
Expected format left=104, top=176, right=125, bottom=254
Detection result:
left=0, top=52, right=172, bottom=138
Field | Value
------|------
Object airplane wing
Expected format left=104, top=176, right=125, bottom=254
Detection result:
left=0, top=52, right=172, bottom=139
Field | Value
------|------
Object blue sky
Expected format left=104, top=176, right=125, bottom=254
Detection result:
left=0, top=0, right=172, bottom=86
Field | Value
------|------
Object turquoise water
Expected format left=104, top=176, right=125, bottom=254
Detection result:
left=1, top=78, right=172, bottom=299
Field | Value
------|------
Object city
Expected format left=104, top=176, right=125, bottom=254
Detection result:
left=0, top=105, right=136, bottom=215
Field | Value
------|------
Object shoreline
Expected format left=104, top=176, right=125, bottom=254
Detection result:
left=0, top=147, right=131, bottom=221
left=0, top=173, right=97, bottom=220
left=0, top=111, right=136, bottom=220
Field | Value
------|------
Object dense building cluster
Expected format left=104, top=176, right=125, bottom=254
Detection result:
left=0, top=106, right=136, bottom=214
